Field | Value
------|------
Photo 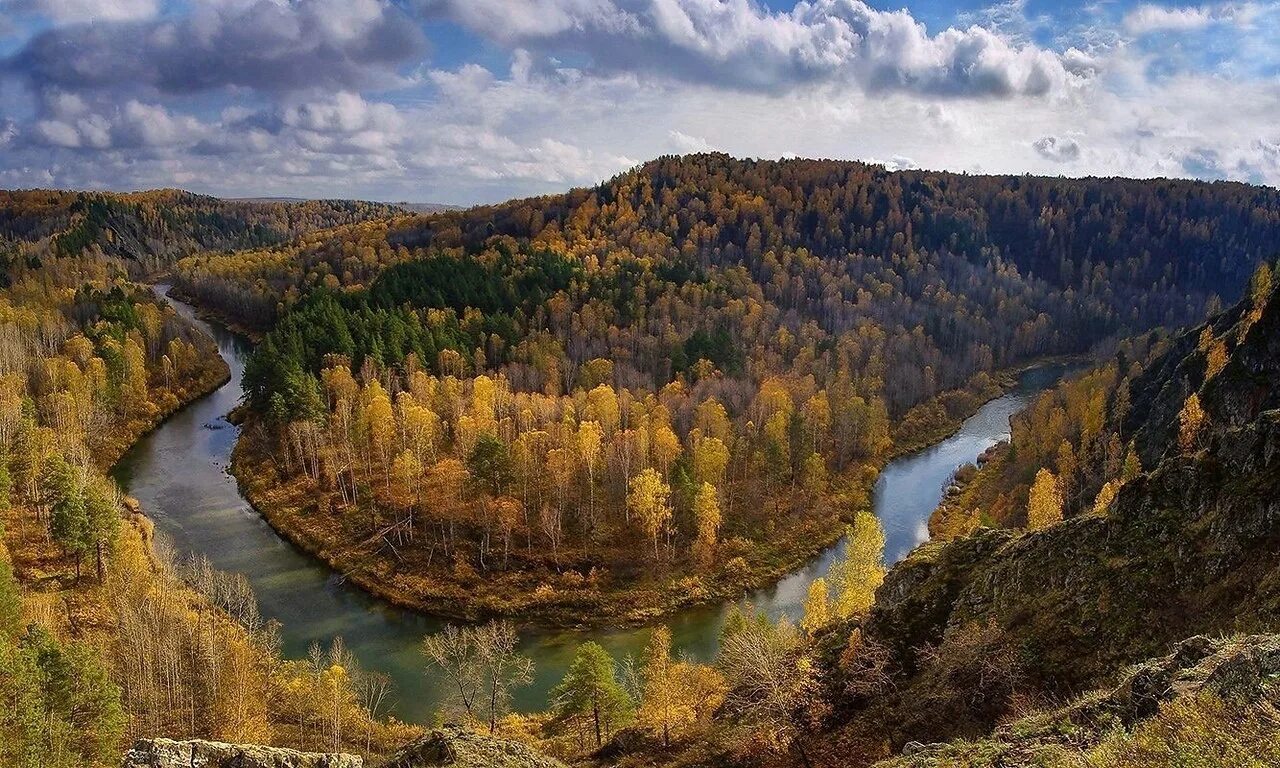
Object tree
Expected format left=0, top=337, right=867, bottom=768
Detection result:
left=717, top=607, right=815, bottom=758
left=628, top=468, right=672, bottom=557
left=420, top=621, right=532, bottom=733
left=638, top=626, right=725, bottom=747
left=552, top=642, right=631, bottom=747
left=467, top=433, right=513, bottom=498
left=692, top=482, right=721, bottom=565
left=800, top=578, right=830, bottom=636
left=1178, top=393, right=1205, bottom=452
left=46, top=456, right=91, bottom=579
left=83, top=476, right=120, bottom=582
left=828, top=510, right=886, bottom=618
left=1093, top=479, right=1120, bottom=516
left=578, top=421, right=603, bottom=528
left=1026, top=468, right=1063, bottom=530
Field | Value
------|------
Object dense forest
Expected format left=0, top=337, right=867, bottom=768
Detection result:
left=0, top=196, right=416, bottom=766
left=179, top=155, right=1280, bottom=624
left=0, top=189, right=405, bottom=280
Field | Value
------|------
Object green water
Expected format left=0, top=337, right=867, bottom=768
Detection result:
left=111, top=287, right=1066, bottom=722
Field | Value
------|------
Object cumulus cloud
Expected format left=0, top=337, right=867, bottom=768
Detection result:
left=1122, top=3, right=1255, bottom=35
left=1033, top=135, right=1081, bottom=162
left=6, top=0, right=425, bottom=95
left=422, top=0, right=1091, bottom=97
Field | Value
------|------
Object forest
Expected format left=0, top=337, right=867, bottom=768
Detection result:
left=180, top=155, right=1280, bottom=624
left=5, top=158, right=1280, bottom=767
left=0, top=193, right=419, bottom=765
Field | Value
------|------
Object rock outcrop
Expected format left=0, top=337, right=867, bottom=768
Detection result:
left=378, top=726, right=567, bottom=768
left=123, top=739, right=361, bottom=768
left=874, top=633, right=1280, bottom=766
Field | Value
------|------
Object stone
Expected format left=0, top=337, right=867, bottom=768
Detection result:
left=123, top=739, right=362, bottom=768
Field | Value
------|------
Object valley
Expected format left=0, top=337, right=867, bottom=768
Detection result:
left=2, top=159, right=1280, bottom=767
left=115, top=286, right=1069, bottom=722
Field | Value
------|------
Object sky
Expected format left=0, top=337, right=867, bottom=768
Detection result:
left=0, top=0, right=1278, bottom=204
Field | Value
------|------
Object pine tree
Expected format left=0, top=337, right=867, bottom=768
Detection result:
left=551, top=642, right=632, bottom=747
left=46, top=457, right=91, bottom=579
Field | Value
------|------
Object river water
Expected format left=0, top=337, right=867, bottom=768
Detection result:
left=112, top=288, right=1066, bottom=722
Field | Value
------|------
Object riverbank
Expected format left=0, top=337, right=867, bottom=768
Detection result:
left=224, top=364, right=1053, bottom=629
left=230, top=417, right=869, bottom=629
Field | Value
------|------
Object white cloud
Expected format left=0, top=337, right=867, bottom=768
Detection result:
left=1122, top=2, right=1257, bottom=35
left=668, top=129, right=712, bottom=153
left=1033, top=135, right=1081, bottom=162
left=424, top=0, right=1092, bottom=98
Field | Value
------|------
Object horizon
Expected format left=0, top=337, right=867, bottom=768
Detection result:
left=7, top=151, right=1279, bottom=209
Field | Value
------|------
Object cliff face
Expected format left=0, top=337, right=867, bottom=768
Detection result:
left=819, top=273, right=1280, bottom=755
left=874, top=633, right=1280, bottom=767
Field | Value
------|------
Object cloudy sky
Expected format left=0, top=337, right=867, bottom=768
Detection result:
left=0, top=0, right=1277, bottom=204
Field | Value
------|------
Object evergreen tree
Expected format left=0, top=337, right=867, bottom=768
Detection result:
left=551, top=642, right=632, bottom=747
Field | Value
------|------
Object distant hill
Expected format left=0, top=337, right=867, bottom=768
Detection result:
left=231, top=197, right=458, bottom=213
left=0, top=188, right=403, bottom=278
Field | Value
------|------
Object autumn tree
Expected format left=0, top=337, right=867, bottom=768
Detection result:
left=638, top=626, right=726, bottom=747
left=717, top=606, right=815, bottom=758
left=1026, top=468, right=1063, bottom=529
left=628, top=468, right=672, bottom=557
left=828, top=510, right=886, bottom=618
left=420, top=621, right=533, bottom=733
left=1178, top=393, right=1206, bottom=452
left=800, top=577, right=830, bottom=636
left=692, top=482, right=721, bottom=565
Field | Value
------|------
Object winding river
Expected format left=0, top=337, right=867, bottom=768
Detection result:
left=112, top=288, right=1067, bottom=722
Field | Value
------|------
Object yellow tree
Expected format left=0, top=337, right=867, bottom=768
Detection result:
left=628, top=468, right=672, bottom=557
left=638, top=626, right=725, bottom=747
left=800, top=577, right=830, bottom=636
left=578, top=420, right=603, bottom=529
left=829, top=510, right=886, bottom=618
left=1092, top=479, right=1120, bottom=516
left=1026, top=468, right=1063, bottom=530
left=692, top=482, right=721, bottom=566
left=1178, top=393, right=1205, bottom=452
left=391, top=449, right=424, bottom=537
left=692, top=436, right=729, bottom=487
left=363, top=380, right=395, bottom=488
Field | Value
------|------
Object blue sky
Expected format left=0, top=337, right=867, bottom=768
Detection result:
left=0, top=0, right=1277, bottom=203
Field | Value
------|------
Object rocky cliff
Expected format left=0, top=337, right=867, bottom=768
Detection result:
left=874, top=633, right=1280, bottom=767
left=813, top=270, right=1280, bottom=759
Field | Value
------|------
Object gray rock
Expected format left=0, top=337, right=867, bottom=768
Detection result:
left=123, top=739, right=362, bottom=768
left=378, top=726, right=566, bottom=768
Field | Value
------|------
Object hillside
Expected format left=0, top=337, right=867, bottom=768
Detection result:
left=0, top=189, right=403, bottom=279
left=791, top=262, right=1280, bottom=764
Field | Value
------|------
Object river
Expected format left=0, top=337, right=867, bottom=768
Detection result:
left=111, top=287, right=1067, bottom=722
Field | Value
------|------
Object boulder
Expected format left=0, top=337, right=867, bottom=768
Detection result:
left=123, top=738, right=361, bottom=768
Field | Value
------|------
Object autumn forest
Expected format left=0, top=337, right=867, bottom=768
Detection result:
left=3, top=156, right=1280, bottom=768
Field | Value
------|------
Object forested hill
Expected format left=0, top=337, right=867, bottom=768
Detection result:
left=0, top=188, right=406, bottom=279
